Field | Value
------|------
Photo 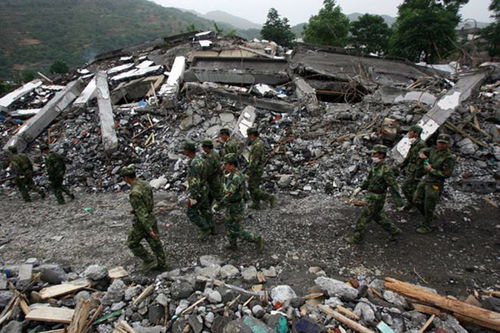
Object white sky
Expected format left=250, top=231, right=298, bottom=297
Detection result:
left=151, top=0, right=494, bottom=25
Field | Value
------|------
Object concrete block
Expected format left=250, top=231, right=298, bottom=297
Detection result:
left=96, top=71, right=118, bottom=153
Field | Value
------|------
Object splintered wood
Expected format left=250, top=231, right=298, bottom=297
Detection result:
left=26, top=307, right=75, bottom=323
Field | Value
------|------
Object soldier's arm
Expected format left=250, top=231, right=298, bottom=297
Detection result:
left=418, top=147, right=431, bottom=159
left=428, top=156, right=455, bottom=178
left=248, top=144, right=263, bottom=171
left=130, top=192, right=154, bottom=232
left=222, top=176, right=241, bottom=203
left=384, top=166, right=404, bottom=206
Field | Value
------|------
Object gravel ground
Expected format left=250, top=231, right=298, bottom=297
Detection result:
left=1, top=188, right=498, bottom=297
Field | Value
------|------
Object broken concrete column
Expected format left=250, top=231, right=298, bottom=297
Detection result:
left=3, top=79, right=84, bottom=152
left=0, top=79, right=43, bottom=109
left=96, top=71, right=118, bottom=153
left=159, top=56, right=185, bottom=108
left=235, top=106, right=257, bottom=162
left=294, top=78, right=319, bottom=113
left=73, top=77, right=97, bottom=108
left=391, top=67, right=492, bottom=163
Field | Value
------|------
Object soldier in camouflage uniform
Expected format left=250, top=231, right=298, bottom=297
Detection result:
left=413, top=134, right=456, bottom=234
left=8, top=146, right=45, bottom=202
left=182, top=141, right=214, bottom=239
left=121, top=165, right=167, bottom=271
left=218, top=128, right=239, bottom=160
left=201, top=139, right=223, bottom=205
left=347, top=145, right=403, bottom=244
left=400, top=125, right=427, bottom=210
left=246, top=127, right=275, bottom=210
left=41, top=144, right=74, bottom=204
left=214, top=153, right=264, bottom=251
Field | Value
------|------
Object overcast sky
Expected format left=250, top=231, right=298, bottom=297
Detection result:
left=151, top=0, right=493, bottom=25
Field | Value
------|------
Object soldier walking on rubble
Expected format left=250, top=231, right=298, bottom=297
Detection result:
left=213, top=153, right=264, bottom=251
left=40, top=144, right=74, bottom=204
left=347, top=145, right=403, bottom=244
left=182, top=141, right=215, bottom=239
left=413, top=134, right=456, bottom=234
left=120, top=165, right=168, bottom=271
left=400, top=125, right=427, bottom=210
left=7, top=146, right=45, bottom=202
left=218, top=128, right=239, bottom=160
left=201, top=139, right=223, bottom=205
left=246, top=127, right=275, bottom=210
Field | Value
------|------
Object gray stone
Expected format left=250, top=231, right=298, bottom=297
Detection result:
left=252, top=305, right=265, bottom=318
left=197, top=265, right=221, bottom=279
left=0, top=320, right=23, bottom=333
left=175, top=299, right=190, bottom=315
left=278, top=175, right=293, bottom=188
left=270, top=285, right=297, bottom=306
left=0, top=290, right=14, bottom=309
left=220, top=265, right=239, bottom=279
left=205, top=312, right=215, bottom=326
left=37, top=264, right=66, bottom=284
left=324, top=297, right=343, bottom=308
left=171, top=281, right=194, bottom=300
left=208, top=290, right=222, bottom=304
left=223, top=316, right=273, bottom=333
left=241, top=266, right=257, bottom=282
left=111, top=301, right=126, bottom=311
left=200, top=255, right=223, bottom=267
left=157, top=269, right=181, bottom=281
left=354, top=298, right=376, bottom=324
left=180, top=116, right=193, bottom=130
left=84, top=264, right=108, bottom=281
left=148, top=303, right=165, bottom=325
left=212, top=316, right=232, bottom=333
left=314, top=277, right=358, bottom=300
left=156, top=293, right=169, bottom=307
left=150, top=176, right=168, bottom=190
left=102, top=279, right=125, bottom=305
left=125, top=285, right=143, bottom=301
left=261, top=267, right=277, bottom=278
left=383, top=290, right=408, bottom=309
left=290, top=297, right=305, bottom=308
left=434, top=315, right=468, bottom=333
left=457, top=138, right=477, bottom=155
left=74, top=290, right=91, bottom=304
left=132, top=325, right=164, bottom=333
left=189, top=314, right=203, bottom=333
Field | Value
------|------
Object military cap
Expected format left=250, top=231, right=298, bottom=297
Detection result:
left=409, top=125, right=423, bottom=134
left=219, top=128, right=231, bottom=135
left=7, top=146, right=17, bottom=153
left=246, top=127, right=258, bottom=135
left=437, top=134, right=451, bottom=143
left=182, top=141, right=197, bottom=152
left=201, top=139, right=214, bottom=148
left=120, top=164, right=136, bottom=177
left=372, top=144, right=388, bottom=154
left=39, top=143, right=49, bottom=151
left=223, top=153, right=238, bottom=164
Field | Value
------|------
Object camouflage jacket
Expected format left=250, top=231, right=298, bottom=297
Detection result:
left=10, top=153, right=33, bottom=176
left=220, top=137, right=239, bottom=159
left=129, top=179, right=155, bottom=232
left=222, top=170, right=246, bottom=203
left=361, top=161, right=403, bottom=206
left=419, top=147, right=455, bottom=183
left=247, top=137, right=266, bottom=174
left=401, top=138, right=427, bottom=177
left=45, top=152, right=66, bottom=181
left=187, top=154, right=207, bottom=199
left=203, top=150, right=222, bottom=179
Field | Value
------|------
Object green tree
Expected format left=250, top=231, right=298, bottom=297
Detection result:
left=260, top=8, right=295, bottom=48
left=350, top=14, right=390, bottom=55
left=213, top=22, right=224, bottom=35
left=303, top=0, right=350, bottom=46
left=389, top=0, right=468, bottom=63
left=481, top=0, right=500, bottom=56
left=49, top=60, right=69, bottom=74
left=19, top=71, right=35, bottom=83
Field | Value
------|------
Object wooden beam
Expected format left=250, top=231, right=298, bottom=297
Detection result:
left=412, top=303, right=445, bottom=317
left=319, top=305, right=375, bottom=333
left=418, top=314, right=435, bottom=333
left=26, top=307, right=75, bottom=324
left=336, top=305, right=360, bottom=320
left=132, top=285, right=154, bottom=306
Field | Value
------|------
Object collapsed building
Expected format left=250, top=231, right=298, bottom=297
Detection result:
left=0, top=32, right=499, bottom=333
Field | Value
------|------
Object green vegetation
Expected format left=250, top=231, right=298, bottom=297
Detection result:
left=350, top=14, right=390, bottom=55
left=303, top=0, right=350, bottom=46
left=50, top=60, right=69, bottom=74
left=260, top=8, right=295, bottom=48
left=481, top=0, right=500, bottom=56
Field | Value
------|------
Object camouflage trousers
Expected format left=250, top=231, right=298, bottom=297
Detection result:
left=207, top=176, right=223, bottom=205
left=247, top=169, right=272, bottom=206
left=49, top=176, right=73, bottom=204
left=352, top=193, right=399, bottom=240
left=15, top=175, right=45, bottom=202
left=413, top=181, right=443, bottom=228
left=187, top=195, right=213, bottom=232
left=127, top=219, right=166, bottom=264
left=224, top=202, right=258, bottom=245
left=401, top=175, right=422, bottom=206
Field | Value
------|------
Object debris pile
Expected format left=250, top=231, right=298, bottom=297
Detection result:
left=1, top=256, right=499, bottom=333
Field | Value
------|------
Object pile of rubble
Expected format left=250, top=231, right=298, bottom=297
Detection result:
left=1, top=256, right=499, bottom=333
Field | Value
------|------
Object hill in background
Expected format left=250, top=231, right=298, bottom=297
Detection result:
left=203, top=10, right=262, bottom=30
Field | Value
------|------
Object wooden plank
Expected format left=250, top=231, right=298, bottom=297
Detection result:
left=108, top=267, right=128, bottom=279
left=40, top=280, right=91, bottom=300
left=39, top=330, right=66, bottom=333
left=26, top=307, right=75, bottom=323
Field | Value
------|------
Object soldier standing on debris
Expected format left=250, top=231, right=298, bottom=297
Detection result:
left=347, top=145, right=403, bottom=244
left=182, top=141, right=214, bottom=239
left=246, top=127, right=275, bottom=210
left=7, top=146, right=45, bottom=202
left=40, top=144, right=74, bottom=204
left=400, top=125, right=427, bottom=210
left=218, top=128, right=239, bottom=160
left=413, top=134, right=456, bottom=234
left=201, top=139, right=223, bottom=205
left=120, top=165, right=168, bottom=271
left=213, top=153, right=264, bottom=251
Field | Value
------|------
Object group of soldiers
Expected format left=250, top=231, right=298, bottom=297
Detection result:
left=346, top=125, right=456, bottom=244
left=7, top=144, right=74, bottom=204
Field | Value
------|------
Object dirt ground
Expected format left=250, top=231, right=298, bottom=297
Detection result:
left=0, top=189, right=499, bottom=297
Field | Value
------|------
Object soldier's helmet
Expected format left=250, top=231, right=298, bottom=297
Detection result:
left=409, top=125, right=423, bottom=134
left=437, top=134, right=451, bottom=143
left=182, top=141, right=197, bottom=152
left=7, top=146, right=17, bottom=153
left=372, top=144, right=388, bottom=154
left=219, top=128, right=231, bottom=136
left=201, top=139, right=214, bottom=148
left=224, top=153, right=238, bottom=165
left=120, top=164, right=136, bottom=177
left=246, top=127, right=258, bottom=136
